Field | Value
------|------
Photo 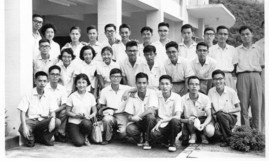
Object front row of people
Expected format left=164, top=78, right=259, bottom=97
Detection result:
left=18, top=68, right=240, bottom=152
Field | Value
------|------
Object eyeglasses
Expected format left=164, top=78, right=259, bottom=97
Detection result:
left=111, top=75, right=122, bottom=79
left=213, top=77, right=224, bottom=81
left=40, top=45, right=50, bottom=48
left=158, top=30, right=168, bottom=32
left=50, top=73, right=60, bottom=76
left=33, top=19, right=43, bottom=24
left=106, top=30, right=115, bottom=33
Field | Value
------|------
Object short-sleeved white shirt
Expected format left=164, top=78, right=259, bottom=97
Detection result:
left=49, top=40, right=61, bottom=60
left=125, top=89, right=158, bottom=116
left=112, top=42, right=128, bottom=64
left=33, top=32, right=42, bottom=59
left=182, top=92, right=211, bottom=118
left=96, top=61, right=120, bottom=87
left=152, top=41, right=169, bottom=64
left=208, top=86, right=240, bottom=112
left=45, top=83, right=68, bottom=108
left=78, top=61, right=97, bottom=89
left=17, top=88, right=58, bottom=120
left=191, top=57, right=217, bottom=79
left=255, top=38, right=264, bottom=65
left=33, top=55, right=57, bottom=75
left=178, top=42, right=197, bottom=62
left=66, top=91, right=96, bottom=124
left=89, top=41, right=103, bottom=63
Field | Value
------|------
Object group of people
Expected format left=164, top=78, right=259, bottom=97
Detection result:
left=17, top=14, right=264, bottom=152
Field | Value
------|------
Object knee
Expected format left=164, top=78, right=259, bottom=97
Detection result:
left=55, top=118, right=61, bottom=128
left=170, top=118, right=180, bottom=126
left=204, top=124, right=215, bottom=137
left=126, top=124, right=138, bottom=136
left=150, top=130, right=161, bottom=139
left=73, top=139, right=84, bottom=147
left=144, top=114, right=156, bottom=122
left=81, top=119, right=92, bottom=129
left=102, top=115, right=114, bottom=124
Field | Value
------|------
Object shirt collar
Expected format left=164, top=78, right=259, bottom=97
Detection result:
left=195, top=57, right=209, bottom=65
left=32, top=87, right=47, bottom=97
left=186, top=92, right=203, bottom=104
left=179, top=41, right=197, bottom=48
left=239, top=44, right=256, bottom=50
left=158, top=92, right=176, bottom=102
left=134, top=89, right=150, bottom=99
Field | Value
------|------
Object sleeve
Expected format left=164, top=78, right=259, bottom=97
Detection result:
left=204, top=96, right=212, bottom=111
left=66, top=95, right=73, bottom=107
left=98, top=89, right=107, bottom=105
left=124, top=98, right=135, bottom=115
left=258, top=47, right=264, bottom=66
left=120, top=63, right=126, bottom=77
left=90, top=94, right=97, bottom=107
left=148, top=90, right=159, bottom=109
left=17, top=95, right=29, bottom=112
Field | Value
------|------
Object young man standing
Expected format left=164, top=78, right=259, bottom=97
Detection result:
left=208, top=70, right=241, bottom=147
left=86, top=25, right=103, bottom=63
left=203, top=27, right=215, bottom=48
left=104, top=23, right=120, bottom=47
left=151, top=75, right=182, bottom=152
left=138, top=26, right=154, bottom=60
left=17, top=71, right=61, bottom=147
left=32, top=14, right=44, bottom=59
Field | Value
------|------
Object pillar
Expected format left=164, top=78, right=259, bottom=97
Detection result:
left=146, top=10, right=164, bottom=42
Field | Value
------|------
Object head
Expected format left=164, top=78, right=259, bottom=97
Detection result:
left=158, top=22, right=169, bottom=40
left=109, top=68, right=123, bottom=85
left=39, top=39, right=51, bottom=55
left=33, top=14, right=43, bottom=31
left=143, top=45, right=156, bottom=64
left=165, top=41, right=179, bottom=62
left=181, top=24, right=194, bottom=41
left=239, top=26, right=253, bottom=44
left=34, top=71, right=48, bottom=90
left=87, top=25, right=98, bottom=42
left=196, top=42, right=209, bottom=63
left=187, top=76, right=200, bottom=94
left=204, top=27, right=215, bottom=44
left=104, top=23, right=117, bottom=40
left=119, top=24, right=131, bottom=41
left=135, top=72, right=149, bottom=93
left=140, top=26, right=153, bottom=44
left=125, top=41, right=139, bottom=63
left=74, top=74, right=90, bottom=93
left=69, top=26, right=81, bottom=42
left=40, top=23, right=57, bottom=41
left=159, top=75, right=173, bottom=94
left=101, top=46, right=113, bottom=65
left=80, top=45, right=96, bottom=64
left=216, top=25, right=229, bottom=43
left=58, top=48, right=75, bottom=67
left=212, top=70, right=225, bottom=90
left=48, top=65, right=61, bottom=83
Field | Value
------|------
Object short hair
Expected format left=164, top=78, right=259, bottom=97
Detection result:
left=239, top=26, right=253, bottom=34
left=69, top=26, right=81, bottom=34
left=101, top=46, right=113, bottom=55
left=74, top=74, right=91, bottom=89
left=216, top=25, right=229, bottom=33
left=119, top=24, right=131, bottom=31
left=104, top=23, right=116, bottom=32
left=126, top=40, right=138, bottom=49
left=110, top=68, right=122, bottom=76
left=33, top=14, right=43, bottom=20
left=204, top=27, right=215, bottom=34
left=35, top=71, right=48, bottom=79
left=165, top=41, right=178, bottom=50
left=40, top=23, right=57, bottom=37
left=48, top=65, right=61, bottom=74
left=159, top=75, right=172, bottom=83
left=212, top=69, right=225, bottom=78
left=86, top=25, right=97, bottom=33
left=136, top=72, right=148, bottom=82
left=140, top=26, right=153, bottom=34
left=158, top=22, right=169, bottom=28
left=187, top=75, right=200, bottom=85
left=143, top=45, right=156, bottom=53
left=181, top=24, right=194, bottom=32
left=196, top=42, right=209, bottom=50
left=39, top=38, right=50, bottom=45
left=79, top=45, right=96, bottom=61
left=58, top=48, right=76, bottom=60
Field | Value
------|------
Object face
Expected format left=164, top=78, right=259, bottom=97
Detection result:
left=188, top=78, right=200, bottom=94
left=102, top=49, right=113, bottom=64
left=39, top=42, right=51, bottom=55
left=62, top=52, right=73, bottom=66
left=166, top=47, right=178, bottom=62
left=240, top=29, right=253, bottom=44
left=182, top=28, right=193, bottom=41
left=49, top=69, right=60, bottom=83
left=158, top=26, right=169, bottom=39
left=87, top=29, right=98, bottom=41
left=105, top=26, right=116, bottom=40
left=196, top=45, right=209, bottom=62
left=76, top=78, right=88, bottom=93
left=110, top=73, right=122, bottom=85
left=141, top=30, right=152, bottom=43
left=120, top=27, right=131, bottom=41
left=33, top=16, right=43, bottom=31
left=217, top=29, right=229, bottom=43
left=35, top=75, right=48, bottom=90
left=70, top=29, right=81, bottom=42
left=159, top=79, right=172, bottom=94
left=213, top=73, right=225, bottom=89
left=144, top=51, right=156, bottom=64
left=126, top=46, right=138, bottom=63
left=204, top=30, right=215, bottom=44
left=136, top=77, right=148, bottom=93
left=83, top=49, right=94, bottom=64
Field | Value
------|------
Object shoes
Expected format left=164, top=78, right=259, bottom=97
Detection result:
left=201, top=135, right=209, bottom=144
left=143, top=141, right=151, bottom=150
left=188, top=134, right=197, bottom=144
left=84, top=137, right=91, bottom=146
left=55, top=133, right=67, bottom=143
left=43, top=139, right=54, bottom=146
left=168, top=144, right=177, bottom=152
left=101, top=141, right=109, bottom=145
left=220, top=142, right=229, bottom=147
left=137, top=133, right=145, bottom=147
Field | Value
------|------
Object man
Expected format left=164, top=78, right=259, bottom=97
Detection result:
left=45, top=65, right=68, bottom=142
left=112, top=24, right=131, bottom=64
left=208, top=70, right=241, bottom=147
left=99, top=68, right=133, bottom=144
left=125, top=72, right=158, bottom=150
left=86, top=25, right=103, bottom=63
left=141, top=45, right=166, bottom=89
left=182, top=76, right=214, bottom=144
left=191, top=42, right=217, bottom=94
left=236, top=26, right=263, bottom=131
left=17, top=71, right=61, bottom=147
left=178, top=24, right=197, bottom=62
left=151, top=75, right=182, bottom=152
left=33, top=14, right=44, bottom=59
left=138, top=26, right=154, bottom=60
left=203, top=27, right=215, bottom=48
left=164, top=41, right=194, bottom=96
left=209, top=25, right=237, bottom=90
left=104, top=23, right=120, bottom=47
left=120, top=41, right=145, bottom=87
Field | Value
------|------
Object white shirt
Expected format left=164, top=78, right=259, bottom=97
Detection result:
left=178, top=42, right=197, bottom=62
left=45, top=83, right=68, bottom=108
left=62, top=42, right=85, bottom=67
left=255, top=38, right=264, bottom=65
left=33, top=31, right=42, bottom=59
left=96, top=61, right=120, bottom=87
left=33, top=55, right=57, bottom=75
left=112, top=42, right=128, bottom=64
left=90, top=41, right=104, bottom=63
left=66, top=91, right=96, bottom=124
left=78, top=61, right=97, bottom=89
left=191, top=57, right=217, bottom=79
left=49, top=40, right=61, bottom=60
left=152, top=41, right=169, bottom=64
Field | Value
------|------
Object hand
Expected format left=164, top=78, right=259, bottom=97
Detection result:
left=152, top=121, right=162, bottom=132
left=22, top=126, right=30, bottom=140
left=48, top=117, right=56, bottom=132
left=199, top=124, right=205, bottom=131
left=215, top=122, right=220, bottom=131
left=132, top=115, right=142, bottom=122
left=121, top=91, right=129, bottom=101
left=75, top=114, right=85, bottom=119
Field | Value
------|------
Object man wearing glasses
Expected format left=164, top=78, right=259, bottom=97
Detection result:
left=33, top=14, right=44, bottom=59
left=203, top=27, right=216, bottom=48
left=104, top=23, right=120, bottom=47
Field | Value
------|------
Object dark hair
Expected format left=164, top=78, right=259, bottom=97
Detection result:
left=101, top=46, right=113, bottom=55
left=104, top=23, right=116, bottom=32
left=70, top=26, right=81, bottom=33
left=204, top=27, right=215, bottom=34
left=86, top=25, right=97, bottom=33
left=119, top=24, right=131, bottom=31
left=110, top=68, right=122, bottom=76
left=79, top=45, right=96, bottom=61
left=159, top=75, right=172, bottom=83
left=140, top=26, right=153, bottom=34
left=35, top=71, right=48, bottom=79
left=181, top=24, right=193, bottom=32
left=126, top=40, right=138, bottom=49
left=48, top=65, right=61, bottom=74
left=239, top=26, right=253, bottom=34
left=216, top=25, right=229, bottom=33
left=136, top=72, right=148, bottom=82
left=33, top=14, right=43, bottom=20
left=187, top=76, right=200, bottom=85
left=158, top=22, right=169, bottom=28
left=261, top=21, right=264, bottom=28
left=143, top=45, right=156, bottom=53
left=39, top=38, right=50, bottom=45
left=58, top=48, right=76, bottom=60
left=74, top=74, right=91, bottom=91
left=165, top=41, right=178, bottom=50
left=40, top=23, right=57, bottom=37
left=196, top=42, right=209, bottom=50
left=212, top=69, right=225, bottom=78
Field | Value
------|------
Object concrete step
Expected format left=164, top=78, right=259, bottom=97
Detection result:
left=5, top=135, right=20, bottom=150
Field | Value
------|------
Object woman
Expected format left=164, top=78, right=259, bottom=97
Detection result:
left=66, top=74, right=97, bottom=146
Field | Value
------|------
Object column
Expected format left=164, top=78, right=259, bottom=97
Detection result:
left=197, top=18, right=204, bottom=39
left=146, top=10, right=164, bottom=42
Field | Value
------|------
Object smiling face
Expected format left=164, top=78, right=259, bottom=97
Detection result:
left=76, top=78, right=88, bottom=93
left=70, top=29, right=81, bottom=42
left=120, top=27, right=131, bottom=41
left=141, top=30, right=152, bottom=44
left=110, top=73, right=122, bottom=85
left=45, top=28, right=55, bottom=41
left=83, top=49, right=94, bottom=64
left=33, top=16, right=43, bottom=31
left=102, top=49, right=113, bottom=65
left=62, top=52, right=73, bottom=67
left=136, top=77, right=148, bottom=93
left=159, top=78, right=172, bottom=94
left=166, top=46, right=178, bottom=63
left=158, top=26, right=169, bottom=40
left=213, top=73, right=225, bottom=90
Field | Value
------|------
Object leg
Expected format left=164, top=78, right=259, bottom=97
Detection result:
left=79, top=119, right=93, bottom=136
left=141, top=113, right=157, bottom=142
left=114, top=113, right=129, bottom=139
left=126, top=123, right=141, bottom=143
left=68, top=123, right=85, bottom=147
left=167, top=118, right=182, bottom=145
left=102, top=115, right=116, bottom=142
left=18, top=119, right=37, bottom=147
left=56, top=109, right=68, bottom=136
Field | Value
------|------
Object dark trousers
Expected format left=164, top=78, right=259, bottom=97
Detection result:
left=68, top=119, right=93, bottom=147
left=151, top=118, right=181, bottom=145
left=19, top=117, right=60, bottom=147
left=56, top=109, right=67, bottom=136
left=216, top=111, right=237, bottom=142
left=126, top=114, right=157, bottom=143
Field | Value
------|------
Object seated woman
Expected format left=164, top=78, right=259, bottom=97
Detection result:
left=66, top=74, right=97, bottom=147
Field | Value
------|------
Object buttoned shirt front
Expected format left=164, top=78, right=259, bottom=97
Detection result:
left=191, top=57, right=217, bottom=79
left=152, top=41, right=169, bottom=64
left=45, top=83, right=68, bottom=108
left=33, top=55, right=57, bottom=75
left=78, top=61, right=97, bottom=89
left=90, top=41, right=104, bottom=63
left=112, top=42, right=128, bottom=64
left=178, top=42, right=197, bottom=62
left=96, top=61, right=120, bottom=87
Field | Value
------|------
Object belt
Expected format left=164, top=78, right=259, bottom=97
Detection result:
left=237, top=71, right=261, bottom=75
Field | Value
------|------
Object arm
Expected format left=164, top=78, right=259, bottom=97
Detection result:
left=88, top=105, right=97, bottom=120
left=66, top=105, right=84, bottom=119
left=93, top=78, right=98, bottom=99
left=20, top=110, right=30, bottom=139
left=54, top=104, right=66, bottom=113
left=201, top=108, right=212, bottom=128
left=227, top=103, right=241, bottom=114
